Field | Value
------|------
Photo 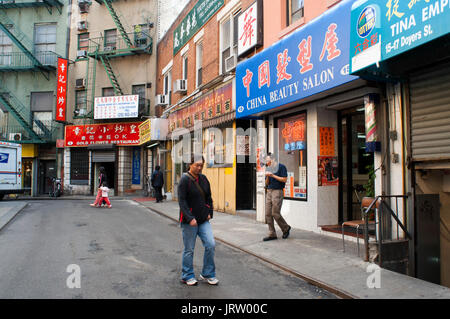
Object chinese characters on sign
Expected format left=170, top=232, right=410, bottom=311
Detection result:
left=64, top=122, right=141, bottom=147
left=238, top=0, right=263, bottom=56
left=168, top=82, right=233, bottom=133
left=56, top=58, right=68, bottom=122
left=319, top=127, right=335, bottom=156
left=350, top=0, right=450, bottom=73
left=94, top=95, right=139, bottom=119
left=173, top=0, right=224, bottom=55
left=236, top=0, right=356, bottom=118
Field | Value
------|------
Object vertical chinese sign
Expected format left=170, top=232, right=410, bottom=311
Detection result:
left=56, top=58, right=68, bottom=122
left=237, top=0, right=263, bottom=57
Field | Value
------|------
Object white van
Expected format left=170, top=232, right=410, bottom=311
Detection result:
left=0, top=141, right=24, bottom=200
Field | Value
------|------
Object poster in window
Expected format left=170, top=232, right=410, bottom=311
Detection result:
left=318, top=156, right=338, bottom=186
left=319, top=127, right=335, bottom=156
left=278, top=112, right=307, bottom=200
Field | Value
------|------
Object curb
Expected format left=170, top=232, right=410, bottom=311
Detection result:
left=134, top=200, right=357, bottom=299
left=0, top=202, right=28, bottom=233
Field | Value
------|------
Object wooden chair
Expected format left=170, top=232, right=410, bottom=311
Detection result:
left=342, top=197, right=377, bottom=257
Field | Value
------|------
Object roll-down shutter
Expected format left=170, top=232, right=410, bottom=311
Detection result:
left=92, top=151, right=115, bottom=162
left=409, top=63, right=450, bottom=161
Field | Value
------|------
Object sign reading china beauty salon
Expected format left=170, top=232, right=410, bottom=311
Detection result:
left=350, top=0, right=450, bottom=73
left=236, top=0, right=357, bottom=119
left=64, top=122, right=141, bottom=147
left=94, top=95, right=139, bottom=120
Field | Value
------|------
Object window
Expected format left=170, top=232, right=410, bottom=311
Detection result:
left=31, top=91, right=53, bottom=135
left=74, top=90, right=87, bottom=117
left=34, top=23, right=57, bottom=65
left=0, top=25, right=12, bottom=66
left=163, top=70, right=171, bottom=105
left=196, top=41, right=203, bottom=87
left=182, top=54, right=188, bottom=81
left=132, top=84, right=146, bottom=112
left=102, top=87, right=115, bottom=97
left=104, top=29, right=117, bottom=50
left=287, top=0, right=304, bottom=26
left=78, top=32, right=89, bottom=51
left=70, top=148, right=89, bottom=185
left=220, top=11, right=239, bottom=74
left=276, top=112, right=307, bottom=200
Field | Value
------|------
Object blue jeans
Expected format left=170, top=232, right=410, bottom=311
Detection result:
left=181, top=221, right=216, bottom=281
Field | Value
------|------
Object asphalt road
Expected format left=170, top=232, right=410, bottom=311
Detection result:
left=0, top=200, right=337, bottom=299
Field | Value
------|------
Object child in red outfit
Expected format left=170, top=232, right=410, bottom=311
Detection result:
left=99, top=181, right=112, bottom=208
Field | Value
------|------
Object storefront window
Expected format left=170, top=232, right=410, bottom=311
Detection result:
left=277, top=112, right=307, bottom=200
left=70, top=148, right=89, bottom=185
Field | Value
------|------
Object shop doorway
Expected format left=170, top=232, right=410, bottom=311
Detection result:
left=22, top=159, right=33, bottom=195
left=338, top=107, right=374, bottom=223
left=38, top=160, right=56, bottom=195
left=92, top=162, right=115, bottom=195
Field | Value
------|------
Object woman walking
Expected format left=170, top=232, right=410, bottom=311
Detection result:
left=90, top=166, right=107, bottom=207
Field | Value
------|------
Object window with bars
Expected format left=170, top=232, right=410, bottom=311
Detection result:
left=70, top=148, right=89, bottom=185
left=287, top=0, right=304, bottom=26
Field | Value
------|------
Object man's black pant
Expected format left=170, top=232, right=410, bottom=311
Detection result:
left=154, top=186, right=163, bottom=202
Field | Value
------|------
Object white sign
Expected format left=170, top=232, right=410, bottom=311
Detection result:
left=238, top=1, right=260, bottom=56
left=94, top=95, right=139, bottom=119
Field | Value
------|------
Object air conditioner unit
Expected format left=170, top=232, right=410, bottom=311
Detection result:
left=174, top=79, right=187, bottom=94
left=78, top=2, right=89, bottom=14
left=155, top=94, right=168, bottom=106
left=77, top=50, right=87, bottom=58
left=104, top=46, right=116, bottom=52
left=225, top=54, right=237, bottom=72
left=75, top=78, right=86, bottom=88
left=78, top=21, right=88, bottom=31
left=9, top=133, right=22, bottom=141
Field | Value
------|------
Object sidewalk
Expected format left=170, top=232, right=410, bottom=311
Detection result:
left=135, top=198, right=450, bottom=299
left=0, top=201, right=27, bottom=232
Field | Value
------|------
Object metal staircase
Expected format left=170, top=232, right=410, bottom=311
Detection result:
left=363, top=195, right=412, bottom=275
left=0, top=0, right=63, bottom=13
left=0, top=80, right=60, bottom=143
left=101, top=0, right=133, bottom=49
left=0, top=11, right=57, bottom=77
left=99, top=55, right=124, bottom=96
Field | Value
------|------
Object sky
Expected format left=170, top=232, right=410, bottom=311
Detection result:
left=158, top=0, right=190, bottom=41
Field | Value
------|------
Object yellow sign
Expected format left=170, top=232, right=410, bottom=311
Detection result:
left=22, top=144, right=37, bottom=158
left=139, top=119, right=151, bottom=144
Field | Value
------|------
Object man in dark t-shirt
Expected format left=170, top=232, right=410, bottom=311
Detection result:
left=263, top=153, right=291, bottom=241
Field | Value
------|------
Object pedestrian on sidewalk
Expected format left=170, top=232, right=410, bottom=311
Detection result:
left=263, top=153, right=291, bottom=241
left=90, top=167, right=107, bottom=207
left=178, top=154, right=219, bottom=286
left=98, top=181, right=112, bottom=208
left=151, top=166, right=164, bottom=203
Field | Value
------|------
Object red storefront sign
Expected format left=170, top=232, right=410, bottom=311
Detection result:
left=168, top=82, right=233, bottom=132
left=56, top=58, right=68, bottom=122
left=64, top=122, right=141, bottom=147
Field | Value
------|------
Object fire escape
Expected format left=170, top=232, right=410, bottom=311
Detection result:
left=0, top=0, right=63, bottom=143
left=82, top=0, right=153, bottom=118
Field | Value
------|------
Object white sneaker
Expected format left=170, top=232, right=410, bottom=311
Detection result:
left=182, top=278, right=198, bottom=286
left=199, top=274, right=219, bottom=285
